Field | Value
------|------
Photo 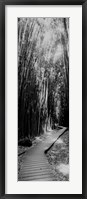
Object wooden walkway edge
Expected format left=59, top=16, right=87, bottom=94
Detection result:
left=18, top=127, right=67, bottom=181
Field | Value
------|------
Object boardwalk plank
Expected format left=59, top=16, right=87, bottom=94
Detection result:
left=18, top=127, right=67, bottom=181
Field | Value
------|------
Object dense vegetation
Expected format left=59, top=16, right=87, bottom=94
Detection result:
left=18, top=18, right=69, bottom=140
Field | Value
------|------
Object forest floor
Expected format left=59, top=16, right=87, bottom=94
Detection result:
left=46, top=130, right=69, bottom=181
left=18, top=128, right=69, bottom=180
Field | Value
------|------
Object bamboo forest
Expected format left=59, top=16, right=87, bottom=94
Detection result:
left=18, top=18, right=69, bottom=181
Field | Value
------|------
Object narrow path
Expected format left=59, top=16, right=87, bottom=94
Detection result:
left=18, top=127, right=67, bottom=181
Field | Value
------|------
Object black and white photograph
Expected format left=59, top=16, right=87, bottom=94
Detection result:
left=18, top=17, right=69, bottom=181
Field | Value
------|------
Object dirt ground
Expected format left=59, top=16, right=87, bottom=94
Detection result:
left=46, top=130, right=69, bottom=181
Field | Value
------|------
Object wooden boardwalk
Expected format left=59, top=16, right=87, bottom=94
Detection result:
left=18, top=127, right=67, bottom=181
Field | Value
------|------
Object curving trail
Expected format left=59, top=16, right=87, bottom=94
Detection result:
left=18, top=127, right=67, bottom=181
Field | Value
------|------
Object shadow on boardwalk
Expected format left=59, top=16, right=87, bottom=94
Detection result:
left=18, top=127, right=67, bottom=181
